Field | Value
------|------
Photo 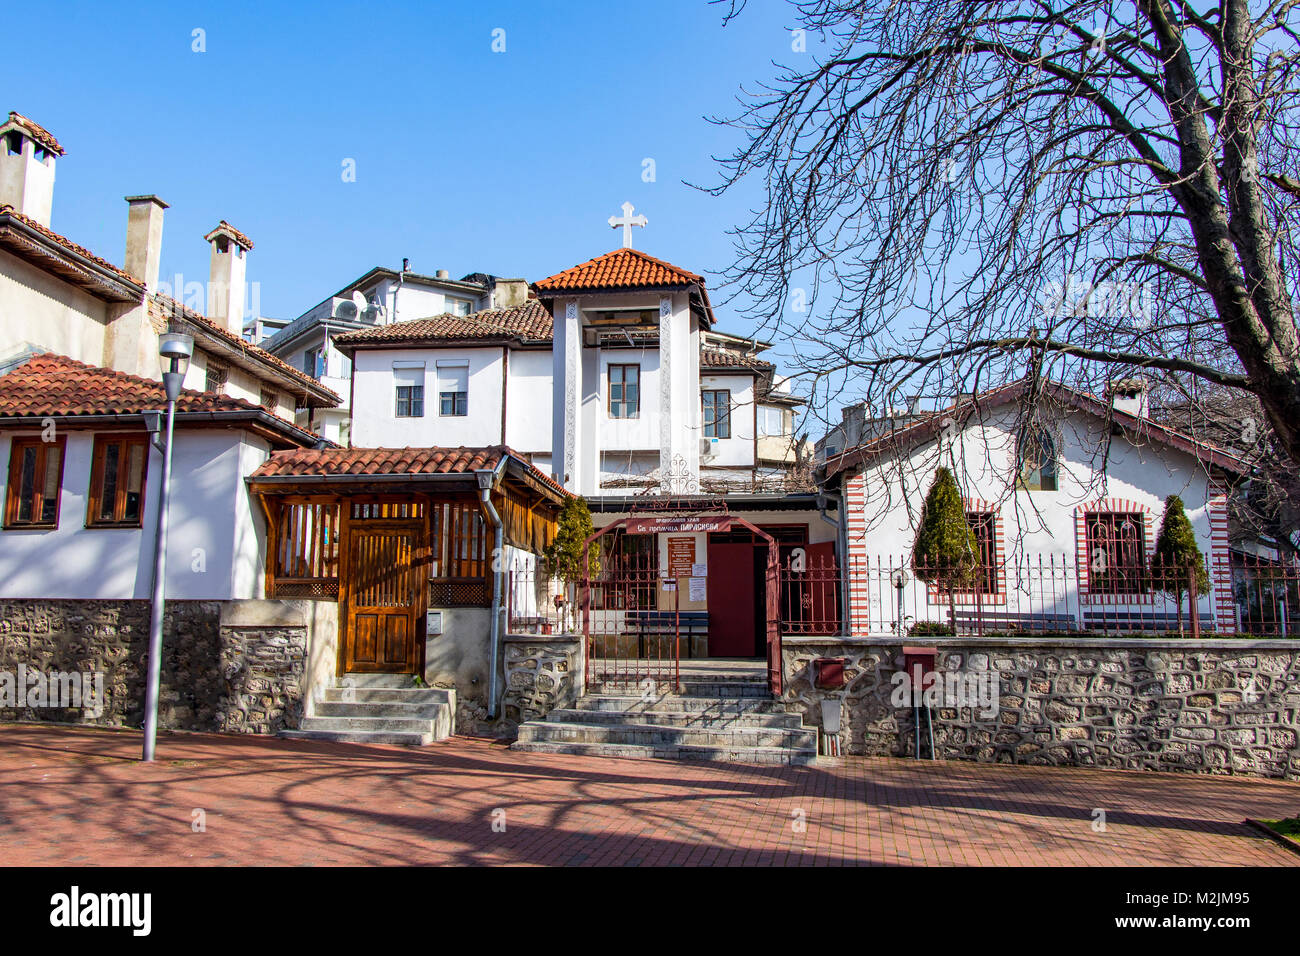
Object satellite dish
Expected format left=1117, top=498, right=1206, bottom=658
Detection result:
left=351, top=290, right=368, bottom=313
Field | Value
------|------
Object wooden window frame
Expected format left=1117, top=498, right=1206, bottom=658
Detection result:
left=608, top=364, right=641, bottom=419
left=4, top=435, right=67, bottom=529
left=86, top=434, right=150, bottom=529
left=1017, top=428, right=1059, bottom=491
left=703, top=389, right=732, bottom=439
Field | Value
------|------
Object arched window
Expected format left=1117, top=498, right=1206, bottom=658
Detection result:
left=1018, top=429, right=1058, bottom=491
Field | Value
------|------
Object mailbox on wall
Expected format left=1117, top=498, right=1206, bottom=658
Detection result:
left=901, top=646, right=938, bottom=689
left=812, top=657, right=847, bottom=690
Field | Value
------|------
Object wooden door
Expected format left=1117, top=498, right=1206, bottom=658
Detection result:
left=707, top=541, right=759, bottom=657
left=343, top=523, right=422, bottom=673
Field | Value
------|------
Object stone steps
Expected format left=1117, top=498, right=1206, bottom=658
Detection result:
left=547, top=706, right=804, bottom=729
left=586, top=679, right=771, bottom=698
left=278, top=674, right=455, bottom=747
left=572, top=694, right=788, bottom=715
left=511, top=671, right=818, bottom=766
left=510, top=740, right=817, bottom=766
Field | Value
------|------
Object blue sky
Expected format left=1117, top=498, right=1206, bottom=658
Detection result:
left=1, top=0, right=796, bottom=334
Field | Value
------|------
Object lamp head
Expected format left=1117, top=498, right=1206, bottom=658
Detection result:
left=158, top=332, right=194, bottom=403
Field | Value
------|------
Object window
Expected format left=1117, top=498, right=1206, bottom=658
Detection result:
left=205, top=362, right=228, bottom=394
left=303, top=347, right=323, bottom=378
left=445, top=298, right=473, bottom=317
left=394, top=367, right=424, bottom=418
left=608, top=364, right=640, bottom=419
left=703, top=389, right=732, bottom=439
left=4, top=132, right=21, bottom=156
left=87, top=435, right=148, bottom=527
left=438, top=363, right=468, bottom=416
left=1085, top=512, right=1147, bottom=594
left=966, top=511, right=1000, bottom=595
left=1018, top=428, right=1058, bottom=491
left=758, top=405, right=786, bottom=437
left=4, top=437, right=66, bottom=528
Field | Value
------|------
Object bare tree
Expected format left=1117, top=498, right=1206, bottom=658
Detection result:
left=705, top=0, right=1299, bottom=523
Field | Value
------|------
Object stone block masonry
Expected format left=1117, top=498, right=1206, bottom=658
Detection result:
left=501, top=635, right=584, bottom=733
left=783, top=637, right=1300, bottom=780
left=0, top=599, right=312, bottom=735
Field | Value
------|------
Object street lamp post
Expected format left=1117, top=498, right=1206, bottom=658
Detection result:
left=142, top=332, right=193, bottom=762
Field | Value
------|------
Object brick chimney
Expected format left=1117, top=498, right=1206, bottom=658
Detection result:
left=0, top=112, right=63, bottom=227
left=124, top=195, right=167, bottom=291
left=205, top=220, right=253, bottom=333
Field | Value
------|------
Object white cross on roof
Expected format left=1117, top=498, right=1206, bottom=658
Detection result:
left=608, top=201, right=648, bottom=248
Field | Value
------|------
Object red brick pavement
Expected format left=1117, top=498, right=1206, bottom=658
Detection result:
left=0, top=724, right=1296, bottom=866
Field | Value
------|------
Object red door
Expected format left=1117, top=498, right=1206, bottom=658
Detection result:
left=707, top=541, right=759, bottom=657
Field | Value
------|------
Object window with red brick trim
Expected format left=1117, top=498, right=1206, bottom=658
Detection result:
left=967, top=510, right=1000, bottom=595
left=1084, top=511, right=1148, bottom=594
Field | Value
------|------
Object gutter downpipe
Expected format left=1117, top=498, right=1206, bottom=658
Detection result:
left=817, top=489, right=851, bottom=636
left=476, top=454, right=509, bottom=718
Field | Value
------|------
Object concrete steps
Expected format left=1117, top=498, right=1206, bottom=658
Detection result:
left=511, top=672, right=818, bottom=766
left=279, top=674, right=455, bottom=746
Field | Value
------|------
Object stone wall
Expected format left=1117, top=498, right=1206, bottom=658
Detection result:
left=0, top=599, right=312, bottom=735
left=782, top=637, right=1300, bottom=780
left=501, top=634, right=584, bottom=733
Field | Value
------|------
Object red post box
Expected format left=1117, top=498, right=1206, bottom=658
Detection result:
left=901, top=646, right=938, bottom=690
left=812, top=657, right=846, bottom=690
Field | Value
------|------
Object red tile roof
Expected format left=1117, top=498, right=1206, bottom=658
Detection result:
left=0, top=203, right=142, bottom=287
left=251, top=444, right=570, bottom=499
left=533, top=248, right=705, bottom=294
left=203, top=220, right=254, bottom=250
left=823, top=379, right=1250, bottom=479
left=149, top=294, right=339, bottom=405
left=700, top=347, right=773, bottom=372
left=334, top=301, right=553, bottom=350
left=253, top=445, right=504, bottom=477
left=4, top=112, right=64, bottom=156
left=0, top=352, right=265, bottom=417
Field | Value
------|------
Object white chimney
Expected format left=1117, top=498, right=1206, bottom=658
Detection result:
left=0, top=112, right=62, bottom=227
left=1109, top=377, right=1150, bottom=418
left=205, top=220, right=252, bottom=333
left=124, top=195, right=167, bottom=291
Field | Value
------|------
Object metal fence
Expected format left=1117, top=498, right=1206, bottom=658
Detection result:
left=849, top=552, right=1300, bottom=638
left=504, top=549, right=1300, bottom=645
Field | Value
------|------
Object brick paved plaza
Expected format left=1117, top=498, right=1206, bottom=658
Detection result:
left=1, top=724, right=1296, bottom=866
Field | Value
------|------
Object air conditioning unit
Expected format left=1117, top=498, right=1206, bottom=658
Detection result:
left=700, top=437, right=718, bottom=459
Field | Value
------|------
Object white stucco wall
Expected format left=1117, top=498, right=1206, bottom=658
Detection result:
left=847, top=407, right=1219, bottom=560
left=0, top=427, right=273, bottom=600
left=504, top=349, right=553, bottom=454
left=350, top=346, right=504, bottom=447
left=0, top=249, right=111, bottom=365
left=701, top=372, right=756, bottom=467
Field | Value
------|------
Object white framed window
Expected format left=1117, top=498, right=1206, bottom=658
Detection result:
left=394, top=366, right=424, bottom=418
left=758, top=405, right=785, bottom=437
left=437, top=362, right=469, bottom=416
left=445, top=298, right=473, bottom=317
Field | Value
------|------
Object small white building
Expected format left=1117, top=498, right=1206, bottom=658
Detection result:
left=821, top=380, right=1252, bottom=635
left=0, top=353, right=320, bottom=600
